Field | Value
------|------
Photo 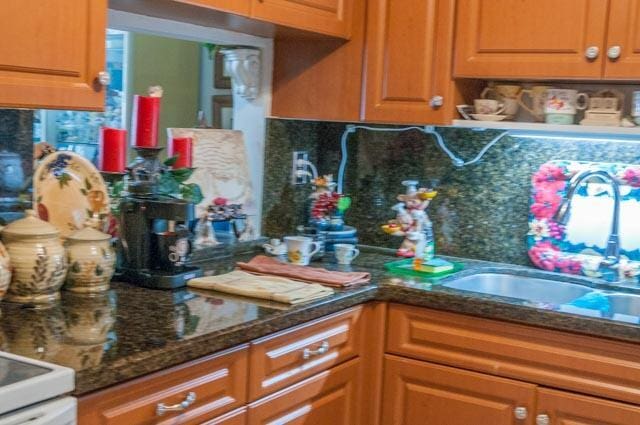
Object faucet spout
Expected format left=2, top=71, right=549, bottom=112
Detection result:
left=553, top=170, right=621, bottom=271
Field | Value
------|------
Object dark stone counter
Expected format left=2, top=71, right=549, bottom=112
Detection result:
left=1, top=246, right=639, bottom=395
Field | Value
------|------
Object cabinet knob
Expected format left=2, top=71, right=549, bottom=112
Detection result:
left=607, top=45, right=622, bottom=60
left=156, top=392, right=197, bottom=416
left=584, top=46, right=599, bottom=60
left=514, top=406, right=528, bottom=420
left=97, top=71, right=111, bottom=86
left=430, top=95, right=444, bottom=108
left=536, top=413, right=550, bottom=425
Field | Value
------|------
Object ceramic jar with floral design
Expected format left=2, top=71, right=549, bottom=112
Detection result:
left=64, top=226, right=115, bottom=293
left=0, top=242, right=11, bottom=301
left=1, top=210, right=67, bottom=304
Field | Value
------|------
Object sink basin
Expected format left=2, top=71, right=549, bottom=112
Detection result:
left=442, top=273, right=594, bottom=304
left=603, top=294, right=640, bottom=317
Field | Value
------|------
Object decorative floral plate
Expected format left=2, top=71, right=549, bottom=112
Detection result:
left=527, top=160, right=640, bottom=283
left=34, top=152, right=110, bottom=238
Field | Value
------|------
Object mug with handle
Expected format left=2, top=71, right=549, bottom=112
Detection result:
left=517, top=85, right=553, bottom=122
left=334, top=244, right=360, bottom=265
left=284, top=236, right=320, bottom=266
left=481, top=84, right=522, bottom=116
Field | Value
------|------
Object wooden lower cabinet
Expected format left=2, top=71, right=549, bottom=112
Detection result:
left=77, top=346, right=248, bottom=425
left=381, top=354, right=537, bottom=425
left=537, top=388, right=640, bottom=425
left=247, top=358, right=361, bottom=425
left=202, top=407, right=248, bottom=425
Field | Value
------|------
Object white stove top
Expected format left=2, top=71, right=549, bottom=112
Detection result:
left=0, top=351, right=74, bottom=416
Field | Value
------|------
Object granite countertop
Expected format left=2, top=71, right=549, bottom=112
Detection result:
left=1, top=246, right=640, bottom=396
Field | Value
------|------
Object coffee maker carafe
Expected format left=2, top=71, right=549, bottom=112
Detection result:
left=118, top=147, right=202, bottom=289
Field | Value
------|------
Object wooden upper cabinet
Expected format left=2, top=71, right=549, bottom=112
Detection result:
left=604, top=0, right=640, bottom=79
left=175, top=0, right=251, bottom=16
left=381, top=355, right=537, bottom=425
left=362, top=0, right=457, bottom=124
left=536, top=388, right=640, bottom=425
left=454, top=0, right=609, bottom=79
left=250, top=0, right=354, bottom=38
left=0, top=0, right=107, bottom=110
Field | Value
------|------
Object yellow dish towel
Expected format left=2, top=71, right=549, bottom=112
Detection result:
left=187, top=271, right=334, bottom=305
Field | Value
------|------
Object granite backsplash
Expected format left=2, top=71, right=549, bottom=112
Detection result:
left=262, top=118, right=640, bottom=266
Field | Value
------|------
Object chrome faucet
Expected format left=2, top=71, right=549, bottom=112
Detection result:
left=553, top=170, right=621, bottom=272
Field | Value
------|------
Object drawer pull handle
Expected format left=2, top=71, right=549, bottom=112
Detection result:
left=156, top=392, right=196, bottom=416
left=302, top=341, right=330, bottom=359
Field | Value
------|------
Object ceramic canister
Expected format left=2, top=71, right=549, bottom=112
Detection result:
left=1, top=210, right=67, bottom=304
left=65, top=226, right=115, bottom=293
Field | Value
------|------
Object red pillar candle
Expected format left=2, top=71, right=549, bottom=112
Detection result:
left=168, top=137, right=193, bottom=168
left=99, top=127, right=127, bottom=172
left=131, top=95, right=161, bottom=147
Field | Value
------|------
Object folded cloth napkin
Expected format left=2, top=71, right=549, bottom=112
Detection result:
left=187, top=270, right=334, bottom=305
left=236, top=255, right=371, bottom=288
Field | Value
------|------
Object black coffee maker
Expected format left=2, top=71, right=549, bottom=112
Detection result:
left=118, top=147, right=203, bottom=289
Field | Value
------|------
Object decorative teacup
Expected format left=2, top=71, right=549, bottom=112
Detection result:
left=474, top=99, right=505, bottom=115
left=334, top=244, right=359, bottom=265
left=481, top=84, right=522, bottom=116
left=263, top=238, right=286, bottom=256
left=284, top=236, right=320, bottom=266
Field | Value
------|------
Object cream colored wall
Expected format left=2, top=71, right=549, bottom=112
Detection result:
left=127, top=33, right=200, bottom=149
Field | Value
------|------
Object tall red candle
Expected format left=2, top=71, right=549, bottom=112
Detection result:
left=99, top=127, right=127, bottom=172
left=168, top=137, right=193, bottom=168
left=131, top=95, right=161, bottom=147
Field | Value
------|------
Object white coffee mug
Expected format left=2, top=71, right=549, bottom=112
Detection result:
left=474, top=99, right=505, bottom=115
left=545, top=89, right=589, bottom=115
left=284, top=236, right=320, bottom=266
left=334, top=244, right=360, bottom=265
left=632, top=91, right=640, bottom=117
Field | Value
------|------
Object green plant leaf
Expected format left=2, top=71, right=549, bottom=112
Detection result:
left=164, top=155, right=179, bottom=167
left=158, top=173, right=180, bottom=195
left=180, top=183, right=203, bottom=204
left=111, top=180, right=125, bottom=197
left=170, top=167, right=194, bottom=183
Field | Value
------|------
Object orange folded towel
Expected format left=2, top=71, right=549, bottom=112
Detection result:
left=236, top=255, right=371, bottom=288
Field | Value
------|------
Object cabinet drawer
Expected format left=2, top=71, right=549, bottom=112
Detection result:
left=249, top=306, right=363, bottom=400
left=202, top=407, right=247, bottom=425
left=387, top=304, right=640, bottom=405
left=78, top=345, right=248, bottom=425
left=248, top=357, right=361, bottom=425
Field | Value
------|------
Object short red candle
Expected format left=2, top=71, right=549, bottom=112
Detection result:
left=98, top=127, right=127, bottom=172
left=168, top=137, right=193, bottom=168
left=131, top=95, right=161, bottom=147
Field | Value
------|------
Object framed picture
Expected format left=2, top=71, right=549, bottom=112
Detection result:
left=212, top=95, right=233, bottom=129
left=214, top=50, right=231, bottom=89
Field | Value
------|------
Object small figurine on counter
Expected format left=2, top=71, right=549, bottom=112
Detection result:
left=309, top=175, right=351, bottom=231
left=193, top=197, right=248, bottom=248
left=382, top=180, right=437, bottom=258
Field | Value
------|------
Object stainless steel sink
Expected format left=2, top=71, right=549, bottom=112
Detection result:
left=442, top=273, right=594, bottom=304
left=603, top=294, right=640, bottom=317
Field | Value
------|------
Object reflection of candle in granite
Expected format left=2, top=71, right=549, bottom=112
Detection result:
left=131, top=94, right=161, bottom=147
left=98, top=127, right=127, bottom=172
left=168, top=137, right=193, bottom=168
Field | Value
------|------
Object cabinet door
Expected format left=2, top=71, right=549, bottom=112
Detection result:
left=175, top=0, right=251, bottom=16
left=381, top=355, right=537, bottom=425
left=250, top=0, right=354, bottom=38
left=536, top=388, right=640, bottom=425
left=248, top=358, right=361, bottom=425
left=454, top=0, right=608, bottom=79
left=362, top=0, right=456, bottom=124
left=0, top=0, right=107, bottom=110
left=604, top=0, right=640, bottom=79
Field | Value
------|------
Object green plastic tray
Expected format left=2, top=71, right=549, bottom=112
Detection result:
left=384, top=258, right=464, bottom=280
